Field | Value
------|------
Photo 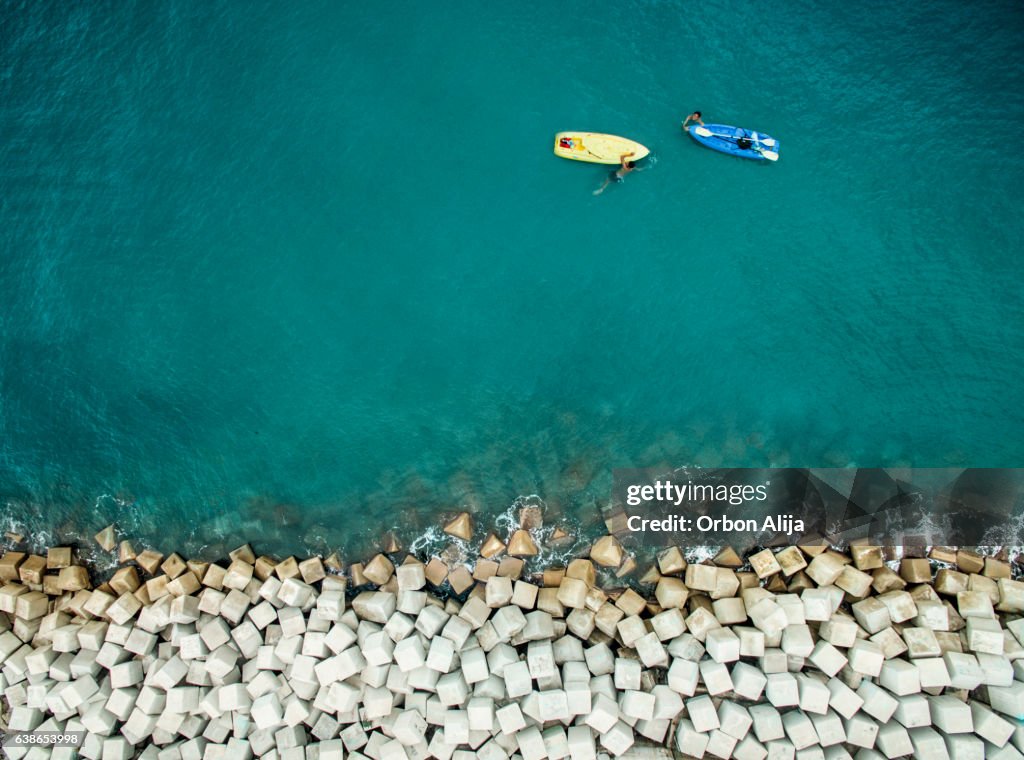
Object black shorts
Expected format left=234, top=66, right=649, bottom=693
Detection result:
left=609, top=170, right=623, bottom=182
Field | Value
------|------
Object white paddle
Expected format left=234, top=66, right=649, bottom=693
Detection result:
left=693, top=126, right=778, bottom=160
left=694, top=125, right=777, bottom=147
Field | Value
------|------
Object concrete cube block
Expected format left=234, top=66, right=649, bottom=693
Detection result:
left=966, top=617, right=1004, bottom=655
left=383, top=611, right=416, bottom=643
left=533, top=688, right=567, bottom=722
left=749, top=599, right=789, bottom=637
left=855, top=680, right=898, bottom=723
left=847, top=639, right=884, bottom=677
left=809, top=641, right=848, bottom=678
left=509, top=581, right=538, bottom=610
left=970, top=701, right=1014, bottom=747
left=916, top=656, right=952, bottom=689
left=851, top=598, right=891, bottom=634
left=820, top=616, right=859, bottom=648
left=797, top=674, right=831, bottom=715
left=395, top=564, right=425, bottom=593
left=760, top=647, right=789, bottom=674
left=361, top=684, right=393, bottom=720
left=490, top=606, right=526, bottom=639
left=766, top=672, right=799, bottom=708
left=988, top=739, right=1024, bottom=760
left=456, top=646, right=487, bottom=685
left=110, top=660, right=145, bottom=689
left=870, top=626, right=908, bottom=660
left=649, top=608, right=685, bottom=641
left=496, top=701, right=526, bottom=735
left=943, top=651, right=984, bottom=690
left=734, top=735, right=770, bottom=760
left=503, top=660, right=532, bottom=698
left=667, top=657, right=699, bottom=696
left=611, top=657, right=639, bottom=691
left=276, top=578, right=313, bottom=608
left=733, top=626, right=765, bottom=658
left=526, top=639, right=555, bottom=680
left=668, top=632, right=706, bottom=662
left=878, top=657, right=920, bottom=696
left=749, top=703, right=785, bottom=743
left=765, top=739, right=796, bottom=760
left=218, top=589, right=251, bottom=625
left=436, top=670, right=470, bottom=706
left=842, top=713, right=878, bottom=750
left=901, top=627, right=941, bottom=660
left=684, top=694, right=719, bottom=733
left=425, top=635, right=456, bottom=673
left=219, top=682, right=252, bottom=712
left=876, top=591, right=917, bottom=624
left=926, top=694, right=972, bottom=734
left=700, top=659, right=735, bottom=696
left=776, top=594, right=807, bottom=626
left=707, top=627, right=741, bottom=664
left=251, top=693, right=284, bottom=730
left=729, top=661, right=767, bottom=701
left=676, top=718, right=711, bottom=758
left=907, top=726, right=950, bottom=759
left=806, top=553, right=846, bottom=587
left=516, top=725, right=547, bottom=760
left=557, top=578, right=589, bottom=610
left=599, top=720, right=635, bottom=757
left=988, top=681, right=1024, bottom=720
left=782, top=710, right=819, bottom=751
left=719, top=700, right=753, bottom=741
left=521, top=610, right=555, bottom=642
left=584, top=692, right=620, bottom=733
left=485, top=576, right=514, bottom=608
left=618, top=689, right=654, bottom=721
left=567, top=724, right=596, bottom=760
left=943, top=734, right=984, bottom=760
left=713, top=597, right=748, bottom=625
left=634, top=631, right=669, bottom=668
left=837, top=566, right=874, bottom=597
left=915, top=599, right=951, bottom=631
left=782, top=625, right=815, bottom=658
left=706, top=729, right=739, bottom=759
left=875, top=721, right=913, bottom=758
left=826, top=677, right=864, bottom=719
left=892, top=693, right=930, bottom=728
left=809, top=710, right=846, bottom=747
left=686, top=606, right=724, bottom=642
left=352, top=591, right=396, bottom=625
left=363, top=630, right=395, bottom=667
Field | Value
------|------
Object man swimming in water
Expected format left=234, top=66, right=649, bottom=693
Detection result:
left=593, top=151, right=640, bottom=195
left=682, top=111, right=704, bottom=128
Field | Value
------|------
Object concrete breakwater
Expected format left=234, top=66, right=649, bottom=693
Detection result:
left=2, top=511, right=1024, bottom=759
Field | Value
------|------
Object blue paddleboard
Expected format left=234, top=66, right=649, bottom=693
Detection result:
left=687, top=123, right=779, bottom=161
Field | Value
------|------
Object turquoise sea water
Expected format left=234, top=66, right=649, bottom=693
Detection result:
left=2, top=0, right=1023, bottom=558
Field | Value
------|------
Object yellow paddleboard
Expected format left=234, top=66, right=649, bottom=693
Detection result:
left=553, top=132, right=650, bottom=164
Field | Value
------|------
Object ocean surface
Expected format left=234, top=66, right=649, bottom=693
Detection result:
left=2, top=0, right=1023, bottom=560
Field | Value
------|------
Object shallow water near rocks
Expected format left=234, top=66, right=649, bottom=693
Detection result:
left=2, top=0, right=1023, bottom=557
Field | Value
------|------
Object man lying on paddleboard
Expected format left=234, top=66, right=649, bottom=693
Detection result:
left=593, top=152, right=642, bottom=196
